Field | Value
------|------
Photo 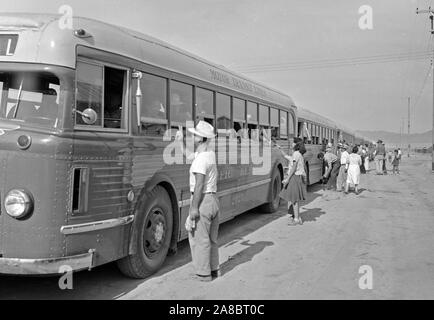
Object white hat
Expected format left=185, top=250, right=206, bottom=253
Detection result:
left=188, top=120, right=216, bottom=138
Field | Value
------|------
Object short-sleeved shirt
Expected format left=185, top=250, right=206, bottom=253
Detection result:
left=189, top=143, right=218, bottom=193
left=292, top=150, right=306, bottom=176
left=340, top=151, right=350, bottom=165
left=324, top=152, right=338, bottom=166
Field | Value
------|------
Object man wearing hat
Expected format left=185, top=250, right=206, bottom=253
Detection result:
left=336, top=143, right=350, bottom=191
left=373, top=139, right=386, bottom=175
left=177, top=121, right=220, bottom=281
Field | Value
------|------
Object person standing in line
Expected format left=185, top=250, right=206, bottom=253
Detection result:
left=398, top=148, right=402, bottom=161
left=336, top=143, right=350, bottom=191
left=374, top=140, right=386, bottom=175
left=392, top=149, right=400, bottom=174
left=279, top=141, right=307, bottom=226
left=321, top=144, right=340, bottom=190
left=364, top=144, right=370, bottom=172
left=177, top=121, right=220, bottom=282
left=360, top=145, right=367, bottom=174
left=345, top=146, right=362, bottom=195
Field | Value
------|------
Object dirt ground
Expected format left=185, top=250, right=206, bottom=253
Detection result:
left=1, top=154, right=434, bottom=300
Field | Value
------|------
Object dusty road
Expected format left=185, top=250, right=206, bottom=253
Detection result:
left=1, top=154, right=434, bottom=300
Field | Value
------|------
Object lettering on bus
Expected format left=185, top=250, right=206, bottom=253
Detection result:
left=209, top=69, right=268, bottom=99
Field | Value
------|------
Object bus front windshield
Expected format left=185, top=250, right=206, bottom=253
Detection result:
left=0, top=71, right=60, bottom=128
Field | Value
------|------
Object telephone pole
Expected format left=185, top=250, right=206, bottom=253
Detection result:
left=408, top=97, right=411, bottom=157
left=416, top=7, right=434, bottom=172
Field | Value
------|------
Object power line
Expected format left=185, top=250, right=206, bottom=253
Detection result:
left=233, top=51, right=433, bottom=73
left=235, top=50, right=433, bottom=70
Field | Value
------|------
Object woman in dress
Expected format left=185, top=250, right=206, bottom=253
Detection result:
left=279, top=141, right=307, bottom=225
left=345, top=146, right=362, bottom=195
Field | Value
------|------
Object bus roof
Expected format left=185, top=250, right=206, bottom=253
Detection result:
left=296, top=107, right=337, bottom=129
left=0, top=13, right=295, bottom=108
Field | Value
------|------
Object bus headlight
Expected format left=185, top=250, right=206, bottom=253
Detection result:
left=4, top=189, right=34, bottom=219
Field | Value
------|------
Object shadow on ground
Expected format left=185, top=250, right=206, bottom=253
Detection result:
left=0, top=202, right=288, bottom=300
left=0, top=182, right=326, bottom=300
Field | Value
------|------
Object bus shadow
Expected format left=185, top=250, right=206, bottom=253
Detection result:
left=0, top=184, right=325, bottom=300
left=0, top=204, right=287, bottom=300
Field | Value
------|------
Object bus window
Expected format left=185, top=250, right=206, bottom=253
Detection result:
left=104, top=66, right=127, bottom=129
left=306, top=123, right=312, bottom=144
left=288, top=112, right=295, bottom=136
left=216, top=93, right=231, bottom=133
left=1, top=71, right=60, bottom=127
left=139, top=73, right=167, bottom=136
left=196, top=87, right=214, bottom=125
left=247, top=101, right=258, bottom=139
left=76, top=61, right=103, bottom=127
left=170, top=80, right=193, bottom=127
left=233, top=97, right=246, bottom=137
left=279, top=111, right=288, bottom=139
left=270, top=107, right=279, bottom=139
left=247, top=101, right=258, bottom=124
left=259, top=105, right=269, bottom=127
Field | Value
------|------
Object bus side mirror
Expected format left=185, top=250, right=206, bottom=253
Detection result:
left=73, top=108, right=98, bottom=125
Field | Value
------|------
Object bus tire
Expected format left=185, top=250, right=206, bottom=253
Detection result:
left=117, top=185, right=173, bottom=279
left=260, top=167, right=282, bottom=213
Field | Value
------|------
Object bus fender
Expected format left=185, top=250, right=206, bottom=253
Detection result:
left=127, top=174, right=180, bottom=256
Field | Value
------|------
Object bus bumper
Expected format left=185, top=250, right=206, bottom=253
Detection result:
left=0, top=249, right=95, bottom=275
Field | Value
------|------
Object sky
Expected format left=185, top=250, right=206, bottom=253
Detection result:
left=2, top=0, right=433, bottom=133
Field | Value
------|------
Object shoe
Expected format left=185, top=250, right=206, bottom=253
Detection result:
left=295, top=218, right=303, bottom=225
left=211, top=270, right=221, bottom=278
left=288, top=219, right=298, bottom=226
left=194, top=274, right=212, bottom=282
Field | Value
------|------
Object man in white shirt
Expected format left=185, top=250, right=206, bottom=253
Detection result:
left=336, top=144, right=349, bottom=191
left=177, top=121, right=220, bottom=281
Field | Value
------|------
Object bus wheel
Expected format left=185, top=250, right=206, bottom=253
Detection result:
left=260, top=167, right=282, bottom=213
left=117, top=185, right=173, bottom=279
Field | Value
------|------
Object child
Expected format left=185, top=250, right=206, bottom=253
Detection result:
left=392, top=149, right=400, bottom=174
left=279, top=141, right=307, bottom=226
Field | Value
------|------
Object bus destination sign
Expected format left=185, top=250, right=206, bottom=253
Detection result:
left=0, top=35, right=18, bottom=56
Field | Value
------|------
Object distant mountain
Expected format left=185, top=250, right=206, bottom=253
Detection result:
left=356, top=130, right=432, bottom=148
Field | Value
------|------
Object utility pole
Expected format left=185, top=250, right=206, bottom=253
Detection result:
left=416, top=7, right=434, bottom=172
left=408, top=97, right=411, bottom=157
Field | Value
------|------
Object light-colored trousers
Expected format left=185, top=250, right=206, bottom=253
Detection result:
left=336, top=165, right=347, bottom=191
left=188, top=193, right=220, bottom=276
left=375, top=155, right=384, bottom=174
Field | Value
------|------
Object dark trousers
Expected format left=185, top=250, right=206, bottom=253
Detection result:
left=326, top=161, right=340, bottom=189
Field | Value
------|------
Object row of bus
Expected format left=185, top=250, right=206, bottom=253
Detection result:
left=0, top=13, right=369, bottom=278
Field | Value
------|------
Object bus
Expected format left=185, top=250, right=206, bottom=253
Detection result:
left=336, top=122, right=356, bottom=147
left=296, top=107, right=338, bottom=185
left=0, top=13, right=296, bottom=278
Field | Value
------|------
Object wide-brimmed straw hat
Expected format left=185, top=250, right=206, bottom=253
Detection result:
left=188, top=120, right=216, bottom=138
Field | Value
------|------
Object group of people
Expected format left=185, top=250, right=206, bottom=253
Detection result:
left=373, top=140, right=402, bottom=175
left=319, top=142, right=368, bottom=195
left=176, top=120, right=402, bottom=282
